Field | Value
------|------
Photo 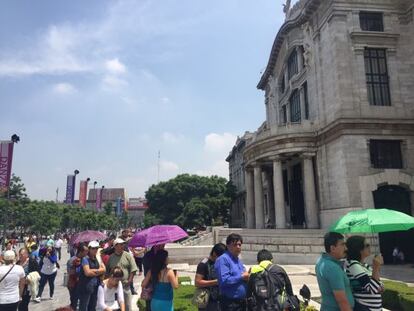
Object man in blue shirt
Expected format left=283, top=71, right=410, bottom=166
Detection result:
left=316, top=232, right=354, bottom=311
left=215, top=233, right=249, bottom=311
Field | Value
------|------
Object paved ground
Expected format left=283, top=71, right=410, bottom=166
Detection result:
left=28, top=243, right=414, bottom=310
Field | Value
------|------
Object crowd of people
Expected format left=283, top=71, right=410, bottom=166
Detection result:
left=0, top=230, right=388, bottom=311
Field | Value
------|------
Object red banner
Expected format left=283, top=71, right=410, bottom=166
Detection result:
left=96, top=188, right=103, bottom=210
left=79, top=180, right=88, bottom=207
left=0, top=141, right=14, bottom=194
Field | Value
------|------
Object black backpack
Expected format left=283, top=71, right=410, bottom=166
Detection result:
left=248, top=264, right=284, bottom=311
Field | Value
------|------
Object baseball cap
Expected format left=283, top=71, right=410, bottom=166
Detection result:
left=88, top=241, right=100, bottom=248
left=113, top=238, right=126, bottom=246
left=3, top=250, right=16, bottom=261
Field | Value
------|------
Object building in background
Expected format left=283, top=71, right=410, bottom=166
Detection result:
left=228, top=0, right=414, bottom=262
left=127, top=197, right=148, bottom=227
left=226, top=132, right=253, bottom=228
left=87, top=188, right=127, bottom=212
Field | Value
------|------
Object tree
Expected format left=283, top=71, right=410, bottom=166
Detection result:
left=145, top=174, right=233, bottom=228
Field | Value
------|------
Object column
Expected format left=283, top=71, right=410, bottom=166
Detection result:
left=245, top=169, right=255, bottom=229
left=254, top=164, right=265, bottom=229
left=265, top=170, right=275, bottom=227
left=273, top=157, right=286, bottom=229
left=303, top=154, right=319, bottom=228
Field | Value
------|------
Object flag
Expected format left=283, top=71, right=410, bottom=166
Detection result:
left=0, top=141, right=14, bottom=194
left=65, top=175, right=76, bottom=204
left=79, top=180, right=88, bottom=207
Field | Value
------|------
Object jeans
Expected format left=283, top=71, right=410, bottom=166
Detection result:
left=68, top=286, right=79, bottom=309
left=17, top=285, right=30, bottom=311
left=135, top=257, right=143, bottom=273
left=55, top=247, right=62, bottom=260
left=78, top=286, right=98, bottom=311
left=37, top=272, right=57, bottom=298
left=219, top=297, right=247, bottom=311
left=0, top=302, right=19, bottom=311
left=124, top=287, right=132, bottom=311
left=199, top=300, right=220, bottom=311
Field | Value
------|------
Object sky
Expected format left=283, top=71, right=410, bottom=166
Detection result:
left=0, top=0, right=289, bottom=200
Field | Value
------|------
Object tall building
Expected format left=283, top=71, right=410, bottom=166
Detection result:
left=228, top=0, right=414, bottom=262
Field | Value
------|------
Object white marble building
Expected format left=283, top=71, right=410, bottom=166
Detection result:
left=228, top=0, right=414, bottom=262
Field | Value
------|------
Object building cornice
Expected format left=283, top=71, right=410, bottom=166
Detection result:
left=243, top=118, right=414, bottom=164
left=257, top=0, right=321, bottom=90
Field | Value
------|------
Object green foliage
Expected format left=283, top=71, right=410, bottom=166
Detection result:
left=137, top=286, right=197, bottom=311
left=382, top=279, right=414, bottom=311
left=145, top=174, right=235, bottom=228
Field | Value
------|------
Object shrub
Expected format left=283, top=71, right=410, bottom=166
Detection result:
left=382, top=280, right=414, bottom=311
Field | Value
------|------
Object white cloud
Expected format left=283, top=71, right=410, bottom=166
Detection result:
left=53, top=82, right=77, bottom=94
left=204, top=132, right=237, bottom=153
left=102, top=75, right=128, bottom=89
left=196, top=160, right=229, bottom=178
left=105, top=58, right=126, bottom=74
left=162, top=132, right=184, bottom=144
left=160, top=160, right=179, bottom=173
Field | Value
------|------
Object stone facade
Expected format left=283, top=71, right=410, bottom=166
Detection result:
left=229, top=0, right=414, bottom=230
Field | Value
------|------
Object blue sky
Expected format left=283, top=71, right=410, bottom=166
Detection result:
left=0, top=0, right=288, bottom=200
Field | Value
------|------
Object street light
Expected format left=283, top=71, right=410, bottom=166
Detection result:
left=74, top=169, right=79, bottom=175
left=93, top=181, right=97, bottom=189
left=11, top=134, right=20, bottom=143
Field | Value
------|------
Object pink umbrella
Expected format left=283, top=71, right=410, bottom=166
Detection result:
left=70, top=230, right=107, bottom=245
left=129, top=225, right=188, bottom=247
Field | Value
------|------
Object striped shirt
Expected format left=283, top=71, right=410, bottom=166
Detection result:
left=345, top=260, right=383, bottom=311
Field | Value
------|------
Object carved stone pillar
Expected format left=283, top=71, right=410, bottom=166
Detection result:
left=302, top=154, right=319, bottom=228
left=254, top=164, right=265, bottom=229
left=245, top=168, right=255, bottom=229
left=272, top=157, right=286, bottom=229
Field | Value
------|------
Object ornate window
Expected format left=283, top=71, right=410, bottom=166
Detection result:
left=289, top=89, right=301, bottom=123
left=280, top=73, right=286, bottom=94
left=360, top=12, right=384, bottom=32
left=303, top=82, right=309, bottom=120
left=369, top=140, right=402, bottom=169
left=280, top=105, right=287, bottom=125
left=288, top=49, right=298, bottom=79
left=364, top=48, right=391, bottom=106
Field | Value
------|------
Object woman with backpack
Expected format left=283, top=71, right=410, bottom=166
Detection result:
left=96, top=266, right=125, bottom=311
left=78, top=241, right=106, bottom=311
left=141, top=249, right=179, bottom=311
left=34, top=245, right=59, bottom=302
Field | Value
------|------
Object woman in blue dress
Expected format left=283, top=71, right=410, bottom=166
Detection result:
left=141, top=249, right=179, bottom=311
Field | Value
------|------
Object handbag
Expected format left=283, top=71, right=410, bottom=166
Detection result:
left=192, top=287, right=210, bottom=308
left=140, top=286, right=153, bottom=300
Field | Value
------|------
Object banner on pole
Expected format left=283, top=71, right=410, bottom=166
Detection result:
left=96, top=188, right=103, bottom=210
left=0, top=141, right=14, bottom=194
left=79, top=180, right=88, bottom=207
left=65, top=175, right=75, bottom=204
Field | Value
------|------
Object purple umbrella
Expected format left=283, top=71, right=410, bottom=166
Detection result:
left=129, top=225, right=188, bottom=248
left=70, top=230, right=107, bottom=245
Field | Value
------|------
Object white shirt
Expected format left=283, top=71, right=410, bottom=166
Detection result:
left=97, top=281, right=124, bottom=311
left=54, top=239, right=63, bottom=248
left=41, top=257, right=58, bottom=275
left=0, top=264, right=25, bottom=304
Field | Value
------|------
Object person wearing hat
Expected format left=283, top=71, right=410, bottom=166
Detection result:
left=107, top=238, right=138, bottom=311
left=78, top=241, right=106, bottom=311
left=0, top=250, right=26, bottom=311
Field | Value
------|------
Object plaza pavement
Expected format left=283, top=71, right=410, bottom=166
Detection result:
left=28, top=243, right=414, bottom=311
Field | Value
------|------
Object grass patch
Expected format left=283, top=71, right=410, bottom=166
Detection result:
left=137, top=285, right=197, bottom=311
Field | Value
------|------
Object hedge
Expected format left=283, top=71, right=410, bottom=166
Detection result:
left=383, top=280, right=414, bottom=311
left=137, top=285, right=196, bottom=311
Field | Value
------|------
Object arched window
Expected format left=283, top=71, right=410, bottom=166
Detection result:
left=288, top=49, right=298, bottom=79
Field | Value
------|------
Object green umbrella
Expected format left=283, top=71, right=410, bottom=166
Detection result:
left=330, top=208, right=414, bottom=234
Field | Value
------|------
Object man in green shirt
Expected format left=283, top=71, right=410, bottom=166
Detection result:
left=316, top=232, right=354, bottom=311
left=107, top=238, right=138, bottom=311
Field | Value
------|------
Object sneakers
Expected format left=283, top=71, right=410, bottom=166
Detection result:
left=49, top=297, right=54, bottom=300
left=34, top=297, right=41, bottom=303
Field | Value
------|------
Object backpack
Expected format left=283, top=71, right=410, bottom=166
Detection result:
left=248, top=264, right=284, bottom=311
